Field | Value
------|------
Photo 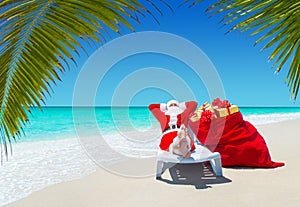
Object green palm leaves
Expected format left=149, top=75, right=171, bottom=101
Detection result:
left=0, top=0, right=165, bottom=157
left=208, top=0, right=300, bottom=100
left=190, top=0, right=300, bottom=100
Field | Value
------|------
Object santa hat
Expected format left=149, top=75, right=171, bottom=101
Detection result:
left=167, top=100, right=179, bottom=109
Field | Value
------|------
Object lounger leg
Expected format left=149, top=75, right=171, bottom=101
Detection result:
left=156, top=161, right=164, bottom=179
left=210, top=156, right=223, bottom=177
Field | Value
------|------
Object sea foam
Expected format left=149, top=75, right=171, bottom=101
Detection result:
left=0, top=138, right=97, bottom=206
left=244, top=112, right=300, bottom=125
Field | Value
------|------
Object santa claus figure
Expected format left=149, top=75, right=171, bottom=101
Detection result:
left=148, top=100, right=198, bottom=158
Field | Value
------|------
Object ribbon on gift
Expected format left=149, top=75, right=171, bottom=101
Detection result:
left=222, top=100, right=231, bottom=115
left=212, top=98, right=223, bottom=108
left=200, top=110, right=214, bottom=123
left=212, top=98, right=231, bottom=108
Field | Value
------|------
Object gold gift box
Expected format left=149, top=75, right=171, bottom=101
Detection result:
left=213, top=105, right=239, bottom=117
left=190, top=102, right=214, bottom=122
left=189, top=114, right=199, bottom=122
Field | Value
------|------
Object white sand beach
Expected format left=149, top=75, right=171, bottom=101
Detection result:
left=4, top=119, right=300, bottom=207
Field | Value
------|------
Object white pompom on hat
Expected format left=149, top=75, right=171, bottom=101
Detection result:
left=167, top=100, right=179, bottom=109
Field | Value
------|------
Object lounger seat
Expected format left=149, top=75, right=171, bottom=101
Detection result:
left=156, top=128, right=223, bottom=179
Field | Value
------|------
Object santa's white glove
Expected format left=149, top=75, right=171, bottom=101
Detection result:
left=178, top=102, right=187, bottom=110
left=160, top=103, right=167, bottom=112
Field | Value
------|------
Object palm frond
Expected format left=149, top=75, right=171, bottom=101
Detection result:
left=187, top=0, right=300, bottom=100
left=0, top=0, right=169, bottom=158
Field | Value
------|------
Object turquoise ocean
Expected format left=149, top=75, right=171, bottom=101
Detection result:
left=1, top=107, right=300, bottom=206
left=19, top=107, right=300, bottom=142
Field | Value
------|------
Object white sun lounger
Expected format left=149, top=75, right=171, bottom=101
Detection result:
left=156, top=127, right=223, bottom=179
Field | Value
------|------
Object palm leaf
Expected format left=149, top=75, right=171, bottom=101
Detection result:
left=0, top=0, right=168, bottom=159
left=186, top=0, right=300, bottom=101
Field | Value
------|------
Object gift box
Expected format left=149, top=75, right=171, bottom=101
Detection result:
left=213, top=104, right=239, bottom=117
left=190, top=102, right=214, bottom=122
left=211, top=98, right=239, bottom=118
left=190, top=113, right=199, bottom=122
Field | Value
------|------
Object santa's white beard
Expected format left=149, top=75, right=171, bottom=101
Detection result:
left=165, top=106, right=183, bottom=115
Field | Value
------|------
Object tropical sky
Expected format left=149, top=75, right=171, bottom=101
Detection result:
left=44, top=1, right=298, bottom=107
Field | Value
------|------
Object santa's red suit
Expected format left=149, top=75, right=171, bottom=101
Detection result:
left=149, top=100, right=197, bottom=151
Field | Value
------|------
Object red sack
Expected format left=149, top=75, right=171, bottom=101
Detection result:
left=189, top=112, right=284, bottom=168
